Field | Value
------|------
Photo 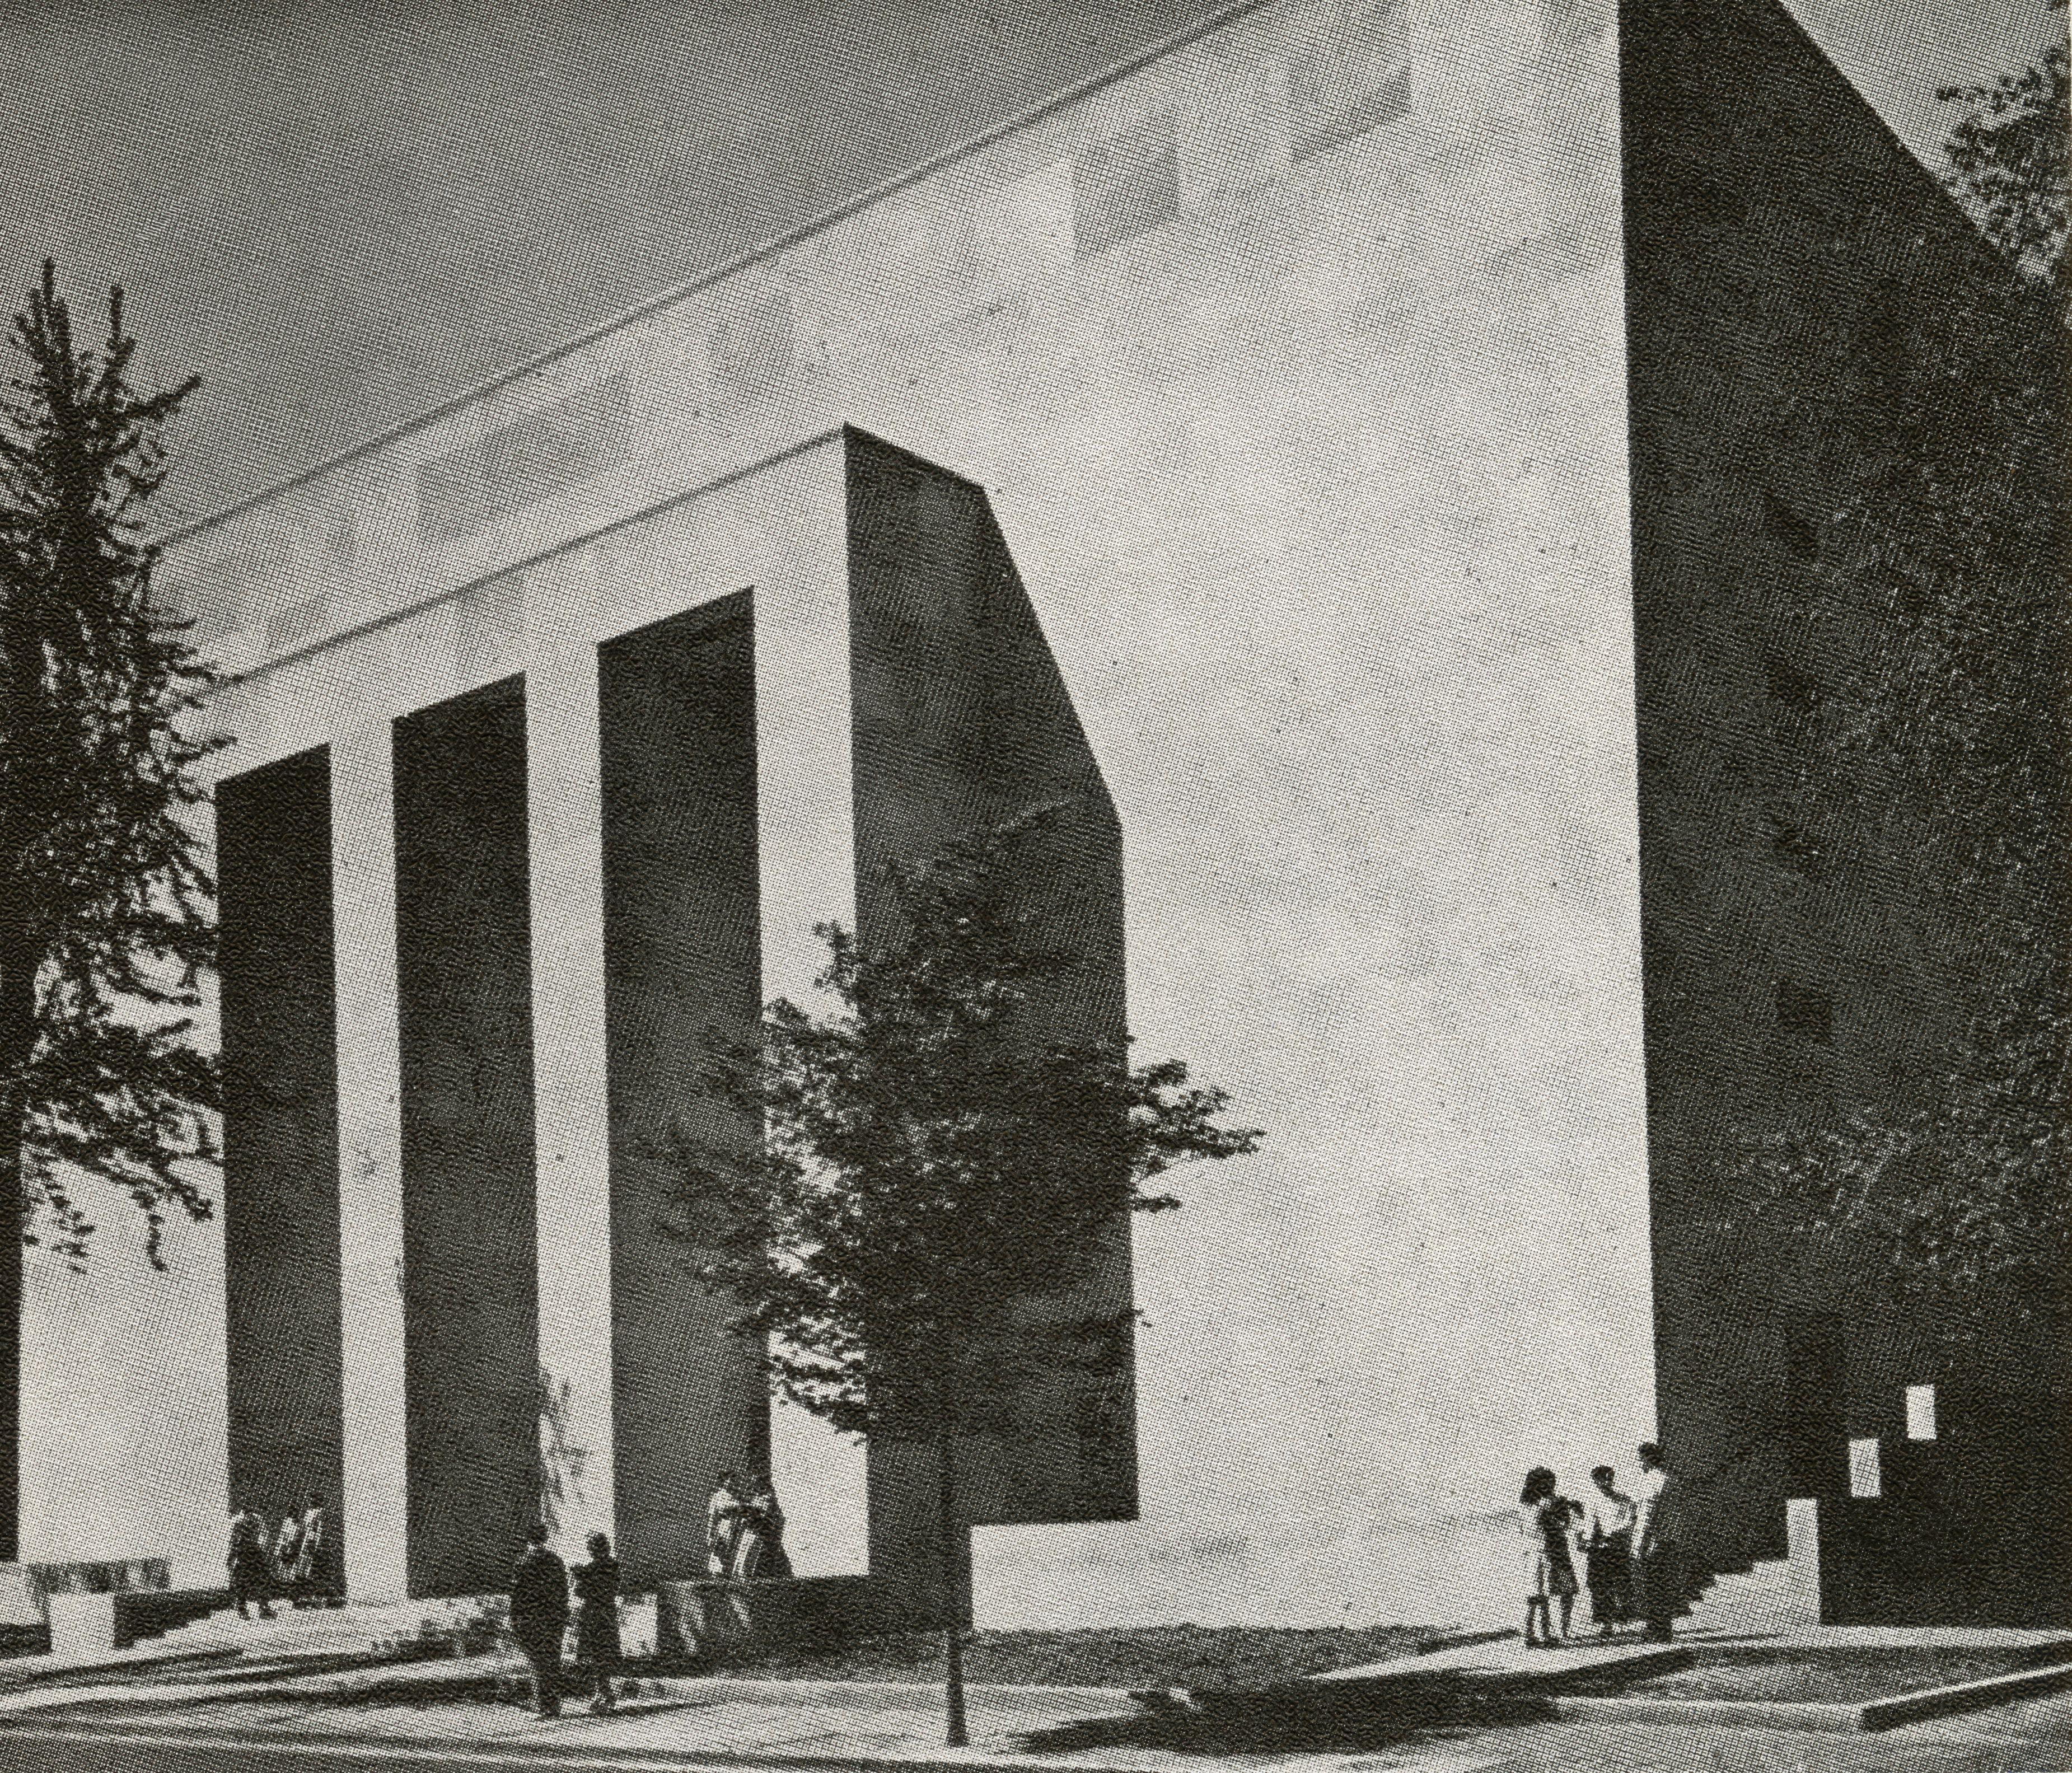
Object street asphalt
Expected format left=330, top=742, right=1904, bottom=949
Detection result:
left=0, top=1721, right=755, bottom=1772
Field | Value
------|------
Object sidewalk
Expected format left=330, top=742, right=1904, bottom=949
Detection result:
left=7, top=1671, right=2071, bottom=1773
left=4, top=1649, right=2072, bottom=1773
left=0, top=1657, right=1518, bottom=1773
left=4, top=1629, right=2071, bottom=1773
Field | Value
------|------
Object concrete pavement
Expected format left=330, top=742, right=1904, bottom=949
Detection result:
left=6, top=1686, right=2071, bottom=1773
left=4, top=1625, right=2070, bottom=1773
left=0, top=1678, right=1522, bottom=1773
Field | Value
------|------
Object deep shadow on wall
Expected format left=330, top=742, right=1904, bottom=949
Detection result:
left=1622, top=0, right=2069, bottom=1623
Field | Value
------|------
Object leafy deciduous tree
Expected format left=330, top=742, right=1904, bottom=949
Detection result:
left=667, top=802, right=1260, bottom=1744
left=1712, top=49, right=2068, bottom=1328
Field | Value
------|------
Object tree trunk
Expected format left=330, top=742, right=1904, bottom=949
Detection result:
left=0, top=930, right=31, bottom=1568
left=1, top=595, right=36, bottom=1566
left=936, top=1429, right=967, bottom=1748
left=0, top=1136, right=17, bottom=1565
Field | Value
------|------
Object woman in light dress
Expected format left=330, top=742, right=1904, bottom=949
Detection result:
left=1518, top=1467, right=1579, bottom=1648
left=272, top=1510, right=304, bottom=1594
left=297, top=1493, right=333, bottom=1604
left=732, top=1475, right=792, bottom=1581
left=706, top=1470, right=749, bottom=1578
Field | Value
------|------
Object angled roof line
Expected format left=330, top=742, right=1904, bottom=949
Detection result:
left=162, top=0, right=1276, bottom=550
left=212, top=425, right=849, bottom=691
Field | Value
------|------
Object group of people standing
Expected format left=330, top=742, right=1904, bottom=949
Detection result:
left=1518, top=1442, right=1683, bottom=1648
left=706, top=1469, right=789, bottom=1581
left=226, top=1493, right=335, bottom=1620
left=505, top=1469, right=793, bottom=1721
left=509, top=1526, right=626, bottom=1719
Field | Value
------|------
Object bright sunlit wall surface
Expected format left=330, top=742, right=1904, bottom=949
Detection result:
left=27, top=0, right=1654, bottom=1620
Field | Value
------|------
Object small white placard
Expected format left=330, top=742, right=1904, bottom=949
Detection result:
left=1849, top=1437, right=1883, bottom=1498
left=1905, top=1384, right=1938, bottom=1441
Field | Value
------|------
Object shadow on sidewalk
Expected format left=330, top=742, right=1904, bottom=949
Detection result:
left=1019, top=1676, right=1559, bottom=1758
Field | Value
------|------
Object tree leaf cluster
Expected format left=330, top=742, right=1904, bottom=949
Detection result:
left=663, top=800, right=1261, bottom=1444
left=1711, top=85, right=2069, bottom=1325
left=1939, top=18, right=2068, bottom=297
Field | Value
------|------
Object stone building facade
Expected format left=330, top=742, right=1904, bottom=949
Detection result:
left=1626, top=0, right=2068, bottom=1626
left=13, top=0, right=2056, bottom=1625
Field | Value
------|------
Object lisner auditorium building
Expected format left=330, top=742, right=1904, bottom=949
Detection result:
left=20, top=0, right=2061, bottom=1627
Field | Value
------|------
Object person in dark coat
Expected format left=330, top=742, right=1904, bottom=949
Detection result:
left=1631, top=1442, right=1686, bottom=1643
left=1577, top=1466, right=1636, bottom=1635
left=509, top=1523, right=570, bottom=1718
left=569, top=1532, right=622, bottom=1715
left=227, top=1507, right=275, bottom=1620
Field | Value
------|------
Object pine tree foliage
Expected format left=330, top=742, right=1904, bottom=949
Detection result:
left=0, top=263, right=226, bottom=1265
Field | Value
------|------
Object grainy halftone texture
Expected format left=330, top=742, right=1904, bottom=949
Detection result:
left=0, top=0, right=2055, bottom=522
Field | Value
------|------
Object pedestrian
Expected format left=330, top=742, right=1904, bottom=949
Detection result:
left=1577, top=1465, right=1636, bottom=1635
left=733, top=1474, right=792, bottom=1581
left=298, top=1491, right=335, bottom=1606
left=272, top=1507, right=304, bottom=1595
left=569, top=1532, right=622, bottom=1715
left=227, top=1506, right=275, bottom=1620
left=706, top=1470, right=749, bottom=1578
left=1518, top=1467, right=1578, bottom=1647
left=1631, top=1442, right=1684, bottom=1642
left=509, top=1523, right=570, bottom=1718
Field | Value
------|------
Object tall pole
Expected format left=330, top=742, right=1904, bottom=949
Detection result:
left=0, top=1199, right=17, bottom=1564
left=937, top=1429, right=967, bottom=1747
left=0, top=583, right=41, bottom=1571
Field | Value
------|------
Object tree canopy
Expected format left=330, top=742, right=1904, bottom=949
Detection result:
left=665, top=801, right=1259, bottom=1743
left=1713, top=44, right=2069, bottom=1325
left=670, top=801, right=1260, bottom=1444
left=1939, top=15, right=2067, bottom=298
left=0, top=263, right=224, bottom=1265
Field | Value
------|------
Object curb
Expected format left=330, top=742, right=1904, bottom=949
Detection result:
left=650, top=1678, right=1135, bottom=1709
left=1550, top=1657, right=2072, bottom=1735
left=0, top=1644, right=239, bottom=1687
left=1859, top=1659, right=2072, bottom=1730
left=1299, top=1643, right=1693, bottom=1697
left=1551, top=1694, right=1867, bottom=1734
left=0, top=1715, right=1213, bottom=1773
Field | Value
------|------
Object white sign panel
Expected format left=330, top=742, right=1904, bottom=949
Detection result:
left=1849, top=1437, right=1883, bottom=1498
left=1905, top=1384, right=1938, bottom=1441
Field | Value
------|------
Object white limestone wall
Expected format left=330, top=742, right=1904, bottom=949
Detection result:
left=332, top=724, right=408, bottom=1599
left=25, top=0, right=1650, bottom=1627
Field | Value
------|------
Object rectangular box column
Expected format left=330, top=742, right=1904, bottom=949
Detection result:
left=221, top=747, right=344, bottom=1570
left=394, top=678, right=540, bottom=1599
left=744, top=446, right=870, bottom=1579
left=332, top=725, right=409, bottom=1602
left=527, top=613, right=617, bottom=1563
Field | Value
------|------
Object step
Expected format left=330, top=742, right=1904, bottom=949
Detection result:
left=1699, top=1575, right=1799, bottom=1601
left=1697, top=1559, right=1801, bottom=1588
left=1302, top=1635, right=1692, bottom=1696
left=147, top=1601, right=495, bottom=1662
